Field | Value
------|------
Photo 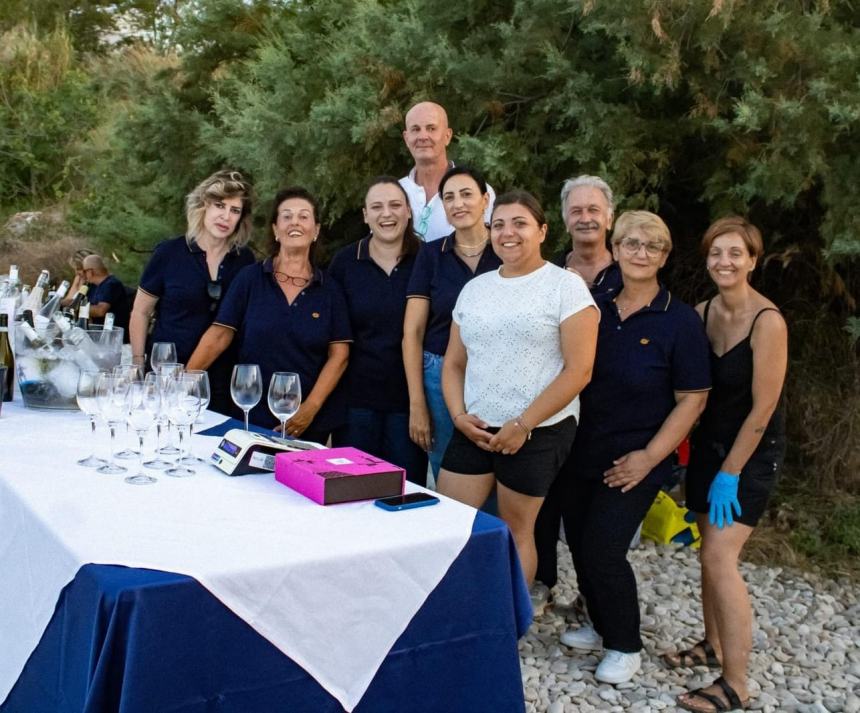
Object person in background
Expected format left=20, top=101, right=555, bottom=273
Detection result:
left=438, top=190, right=598, bottom=586
left=61, top=248, right=95, bottom=308
left=399, top=101, right=495, bottom=241
left=402, top=165, right=501, bottom=484
left=669, top=217, right=787, bottom=713
left=329, top=176, right=427, bottom=484
left=533, top=174, right=623, bottom=611
left=81, top=255, right=131, bottom=341
left=558, top=211, right=710, bottom=685
left=129, top=170, right=255, bottom=414
left=187, top=187, right=351, bottom=444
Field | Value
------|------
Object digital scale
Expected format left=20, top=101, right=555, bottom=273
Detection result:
left=210, top=428, right=326, bottom=476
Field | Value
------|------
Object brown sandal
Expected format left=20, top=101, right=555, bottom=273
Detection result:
left=663, top=639, right=720, bottom=669
left=677, top=676, right=749, bottom=712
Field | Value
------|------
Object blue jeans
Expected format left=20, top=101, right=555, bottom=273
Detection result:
left=423, top=351, right=454, bottom=480
left=333, top=407, right=428, bottom=487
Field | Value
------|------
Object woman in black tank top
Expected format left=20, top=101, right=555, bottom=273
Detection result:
left=669, top=218, right=788, bottom=713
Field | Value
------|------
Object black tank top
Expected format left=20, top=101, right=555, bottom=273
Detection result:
left=695, top=300, right=786, bottom=451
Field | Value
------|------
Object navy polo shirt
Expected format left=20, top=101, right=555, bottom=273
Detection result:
left=406, top=232, right=502, bottom=356
left=328, top=237, right=417, bottom=413
left=214, top=259, right=352, bottom=431
left=139, top=236, right=255, bottom=363
left=89, top=274, right=131, bottom=341
left=571, top=288, right=711, bottom=484
left=551, top=250, right=623, bottom=298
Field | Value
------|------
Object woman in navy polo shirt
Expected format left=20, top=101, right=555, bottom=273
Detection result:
left=328, top=177, right=427, bottom=485
left=671, top=217, right=787, bottom=713
left=130, top=170, right=256, bottom=414
left=558, top=211, right=711, bottom=685
left=402, top=165, right=501, bottom=481
left=187, top=187, right=351, bottom=443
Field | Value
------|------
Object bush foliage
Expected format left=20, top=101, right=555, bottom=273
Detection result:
left=0, top=0, right=858, bottom=493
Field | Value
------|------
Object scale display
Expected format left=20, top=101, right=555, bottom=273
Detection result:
left=211, top=429, right=325, bottom=476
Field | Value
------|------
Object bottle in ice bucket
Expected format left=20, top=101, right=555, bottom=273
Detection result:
left=0, top=313, right=14, bottom=402
left=76, top=301, right=90, bottom=330
left=34, top=280, right=70, bottom=330
left=99, top=312, right=115, bottom=344
left=67, top=284, right=89, bottom=315
left=20, top=269, right=49, bottom=315
left=52, top=313, right=101, bottom=372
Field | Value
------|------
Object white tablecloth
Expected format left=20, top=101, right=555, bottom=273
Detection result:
left=0, top=403, right=476, bottom=711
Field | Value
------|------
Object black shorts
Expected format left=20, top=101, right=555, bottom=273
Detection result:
left=440, top=417, right=577, bottom=497
left=685, top=436, right=784, bottom=527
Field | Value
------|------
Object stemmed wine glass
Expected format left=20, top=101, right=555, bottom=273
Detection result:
left=231, top=364, right=262, bottom=432
left=268, top=372, right=301, bottom=438
left=124, top=375, right=160, bottom=485
left=179, top=369, right=210, bottom=464
left=95, top=372, right=131, bottom=475
left=112, top=364, right=144, bottom=459
left=164, top=374, right=201, bottom=477
left=76, top=370, right=108, bottom=468
left=150, top=342, right=177, bottom=373
left=156, top=362, right=184, bottom=455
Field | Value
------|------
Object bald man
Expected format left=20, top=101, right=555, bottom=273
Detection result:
left=399, top=101, right=495, bottom=242
left=82, top=255, right=131, bottom=341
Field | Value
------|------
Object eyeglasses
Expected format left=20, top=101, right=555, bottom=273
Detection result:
left=207, top=280, right=222, bottom=312
left=618, top=237, right=667, bottom=258
left=273, top=272, right=311, bottom=288
left=417, top=204, right=432, bottom=237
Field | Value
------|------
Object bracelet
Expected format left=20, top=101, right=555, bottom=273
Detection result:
left=453, top=412, right=467, bottom=422
left=513, top=417, right=532, bottom=440
left=132, top=354, right=145, bottom=358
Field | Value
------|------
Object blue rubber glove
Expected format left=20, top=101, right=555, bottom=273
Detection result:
left=707, top=470, right=742, bottom=528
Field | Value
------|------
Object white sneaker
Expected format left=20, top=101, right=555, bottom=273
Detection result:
left=595, top=649, right=641, bottom=684
left=560, top=624, right=602, bottom=651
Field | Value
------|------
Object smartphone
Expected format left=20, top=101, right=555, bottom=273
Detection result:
left=374, top=493, right=440, bottom=511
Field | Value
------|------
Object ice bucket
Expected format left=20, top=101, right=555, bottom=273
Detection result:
left=14, top=323, right=124, bottom=409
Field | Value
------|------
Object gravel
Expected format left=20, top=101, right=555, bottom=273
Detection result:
left=520, top=539, right=859, bottom=712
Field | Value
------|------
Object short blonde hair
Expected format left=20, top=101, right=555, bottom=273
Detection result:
left=612, top=210, right=672, bottom=253
left=185, top=170, right=255, bottom=249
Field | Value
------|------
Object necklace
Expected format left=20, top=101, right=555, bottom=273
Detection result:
left=454, top=237, right=488, bottom=258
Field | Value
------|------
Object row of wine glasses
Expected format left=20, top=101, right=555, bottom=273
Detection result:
left=230, top=364, right=301, bottom=436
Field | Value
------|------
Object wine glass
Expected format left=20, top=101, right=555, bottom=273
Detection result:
left=231, top=364, right=262, bottom=431
left=143, top=371, right=172, bottom=471
left=95, top=372, right=131, bottom=475
left=112, top=364, right=144, bottom=459
left=179, top=369, right=210, bottom=464
left=124, top=377, right=159, bottom=485
left=164, top=375, right=201, bottom=477
left=268, top=372, right=301, bottom=438
left=156, top=362, right=184, bottom=455
left=76, top=370, right=108, bottom=468
left=150, top=342, right=177, bottom=373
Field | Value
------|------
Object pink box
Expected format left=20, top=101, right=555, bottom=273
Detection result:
left=275, top=447, right=405, bottom=505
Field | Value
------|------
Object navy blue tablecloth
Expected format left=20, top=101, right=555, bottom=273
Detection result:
left=2, top=512, right=531, bottom=713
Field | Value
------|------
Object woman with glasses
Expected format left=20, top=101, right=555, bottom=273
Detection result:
left=327, top=177, right=427, bottom=484
left=670, top=217, right=787, bottom=713
left=187, top=187, right=351, bottom=444
left=402, top=165, right=501, bottom=482
left=558, top=211, right=711, bottom=685
left=130, top=170, right=256, bottom=414
left=438, top=190, right=598, bottom=588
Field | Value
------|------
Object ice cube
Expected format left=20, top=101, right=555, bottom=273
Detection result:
left=47, top=360, right=80, bottom=398
left=17, top=355, right=43, bottom=382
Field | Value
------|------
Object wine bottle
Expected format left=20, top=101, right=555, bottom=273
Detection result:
left=20, top=270, right=50, bottom=314
left=34, top=280, right=70, bottom=330
left=67, top=284, right=89, bottom=314
left=52, top=314, right=100, bottom=371
left=0, top=313, right=14, bottom=402
left=76, top=301, right=90, bottom=330
left=99, top=312, right=115, bottom=344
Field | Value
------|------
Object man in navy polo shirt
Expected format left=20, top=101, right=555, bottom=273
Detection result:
left=82, top=255, right=130, bottom=341
left=399, top=101, right=495, bottom=241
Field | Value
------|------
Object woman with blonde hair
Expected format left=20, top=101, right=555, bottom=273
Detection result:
left=559, top=211, right=711, bottom=685
left=130, top=170, right=255, bottom=414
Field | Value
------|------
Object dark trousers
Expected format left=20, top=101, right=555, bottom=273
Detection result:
left=563, top=474, right=661, bottom=653
left=534, top=471, right=567, bottom=588
left=333, top=407, right=428, bottom=487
